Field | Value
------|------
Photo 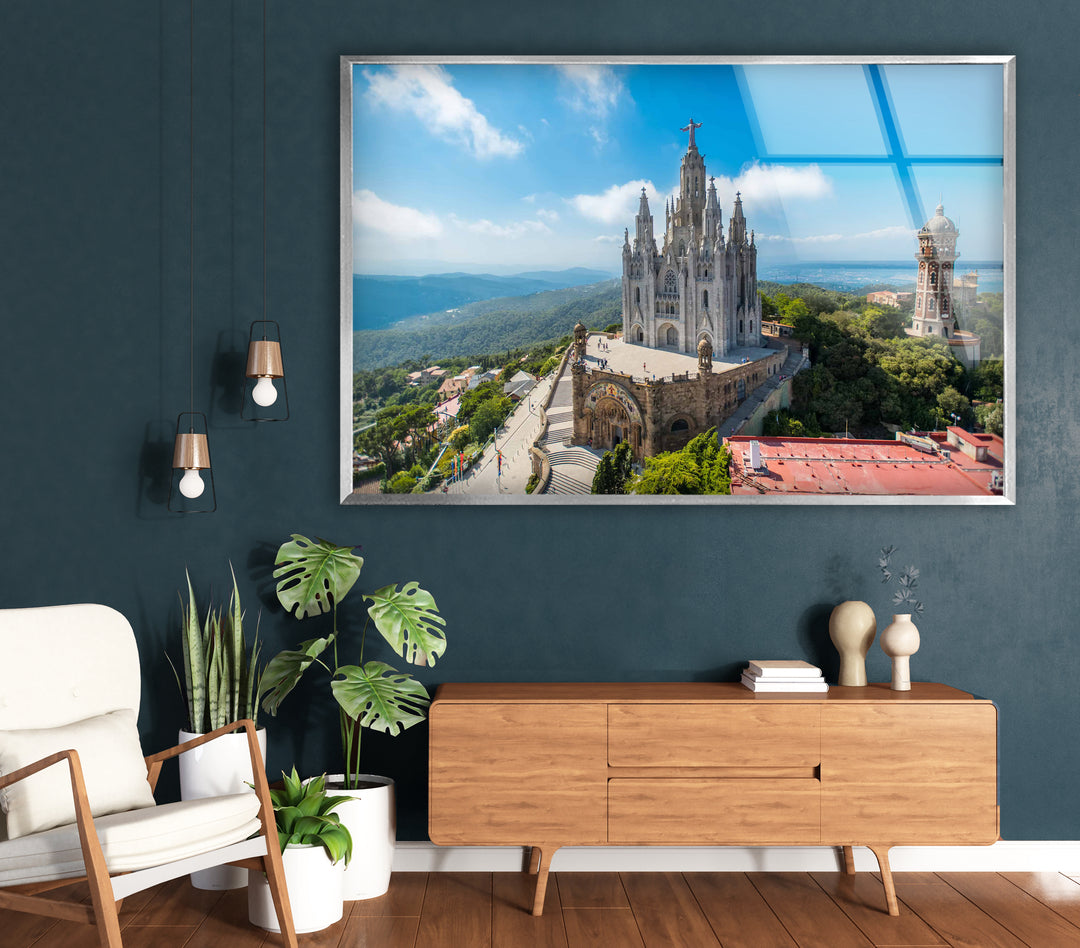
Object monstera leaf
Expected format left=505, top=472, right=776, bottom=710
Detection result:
left=259, top=635, right=335, bottom=716
left=331, top=661, right=430, bottom=735
left=274, top=535, right=364, bottom=620
left=366, top=583, right=447, bottom=668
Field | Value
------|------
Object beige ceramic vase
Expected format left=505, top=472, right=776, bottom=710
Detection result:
left=879, top=613, right=920, bottom=691
left=828, top=600, right=877, bottom=686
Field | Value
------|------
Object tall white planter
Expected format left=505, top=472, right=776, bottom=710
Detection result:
left=327, top=774, right=395, bottom=900
left=179, top=728, right=266, bottom=890
left=248, top=843, right=344, bottom=933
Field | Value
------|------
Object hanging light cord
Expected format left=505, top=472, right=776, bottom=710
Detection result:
left=189, top=0, right=196, bottom=424
left=262, top=0, right=268, bottom=339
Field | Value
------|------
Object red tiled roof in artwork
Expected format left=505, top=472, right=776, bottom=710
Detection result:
left=725, top=433, right=1001, bottom=496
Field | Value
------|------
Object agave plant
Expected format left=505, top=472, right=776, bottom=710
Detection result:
left=170, top=564, right=263, bottom=733
left=259, top=535, right=446, bottom=789
left=270, top=767, right=353, bottom=865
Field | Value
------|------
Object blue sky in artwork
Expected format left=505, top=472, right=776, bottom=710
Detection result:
left=351, top=61, right=1004, bottom=275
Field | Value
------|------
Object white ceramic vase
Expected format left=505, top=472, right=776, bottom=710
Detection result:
left=879, top=613, right=920, bottom=691
left=248, top=843, right=344, bottom=933
left=178, top=727, right=266, bottom=890
left=327, top=774, right=396, bottom=900
left=828, top=600, right=877, bottom=686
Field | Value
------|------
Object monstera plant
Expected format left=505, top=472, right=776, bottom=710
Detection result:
left=259, top=535, right=446, bottom=790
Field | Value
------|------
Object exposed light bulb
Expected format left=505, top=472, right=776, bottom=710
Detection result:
left=252, top=375, right=278, bottom=407
left=179, top=468, right=205, bottom=499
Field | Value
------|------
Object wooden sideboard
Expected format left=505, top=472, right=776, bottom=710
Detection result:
left=428, top=682, right=998, bottom=917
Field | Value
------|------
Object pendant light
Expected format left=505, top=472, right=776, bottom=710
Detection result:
left=170, top=0, right=216, bottom=512
left=242, top=0, right=289, bottom=420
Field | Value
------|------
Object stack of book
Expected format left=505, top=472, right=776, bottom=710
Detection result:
left=741, top=660, right=828, bottom=693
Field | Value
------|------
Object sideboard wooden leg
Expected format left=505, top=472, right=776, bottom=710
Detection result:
left=842, top=846, right=856, bottom=875
left=530, top=845, right=555, bottom=917
left=869, top=845, right=899, bottom=916
left=527, top=846, right=541, bottom=873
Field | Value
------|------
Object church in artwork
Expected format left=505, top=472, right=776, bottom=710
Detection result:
left=570, top=122, right=785, bottom=462
left=621, top=118, right=764, bottom=355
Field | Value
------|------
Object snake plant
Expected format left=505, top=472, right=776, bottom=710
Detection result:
left=171, top=564, right=263, bottom=733
left=259, top=534, right=446, bottom=789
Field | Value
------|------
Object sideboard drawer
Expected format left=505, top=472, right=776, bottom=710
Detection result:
left=608, top=704, right=820, bottom=768
left=608, top=777, right=820, bottom=844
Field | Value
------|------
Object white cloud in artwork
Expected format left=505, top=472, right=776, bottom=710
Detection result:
left=569, top=179, right=661, bottom=226
left=557, top=64, right=626, bottom=119
left=353, top=189, right=442, bottom=239
left=592, top=234, right=623, bottom=244
left=363, top=64, right=523, bottom=160
left=713, top=162, right=833, bottom=207
left=758, top=224, right=913, bottom=245
left=536, top=208, right=560, bottom=223
left=449, top=214, right=552, bottom=239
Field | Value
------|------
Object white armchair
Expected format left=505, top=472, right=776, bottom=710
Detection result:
left=0, top=603, right=296, bottom=947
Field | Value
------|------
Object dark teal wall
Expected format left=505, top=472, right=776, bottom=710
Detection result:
left=2, top=0, right=1076, bottom=841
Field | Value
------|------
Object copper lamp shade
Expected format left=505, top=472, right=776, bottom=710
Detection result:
left=245, top=339, right=284, bottom=379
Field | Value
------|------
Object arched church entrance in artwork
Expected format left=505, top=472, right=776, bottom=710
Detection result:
left=585, top=382, right=644, bottom=461
left=631, top=323, right=644, bottom=343
left=657, top=322, right=678, bottom=349
left=594, top=397, right=631, bottom=453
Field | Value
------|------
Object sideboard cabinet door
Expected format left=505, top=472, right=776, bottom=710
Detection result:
left=820, top=703, right=998, bottom=844
left=428, top=702, right=607, bottom=845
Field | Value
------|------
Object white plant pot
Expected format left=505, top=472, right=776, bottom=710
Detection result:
left=248, top=843, right=344, bottom=933
left=179, top=727, right=266, bottom=890
left=327, top=774, right=396, bottom=900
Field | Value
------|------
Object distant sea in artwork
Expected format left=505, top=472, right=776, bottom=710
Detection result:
left=760, top=261, right=1005, bottom=295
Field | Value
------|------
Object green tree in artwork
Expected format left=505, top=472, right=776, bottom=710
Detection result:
left=632, top=430, right=730, bottom=495
left=469, top=396, right=511, bottom=445
left=591, top=442, right=635, bottom=494
left=356, top=411, right=401, bottom=474
left=976, top=402, right=1004, bottom=436
left=936, top=386, right=974, bottom=427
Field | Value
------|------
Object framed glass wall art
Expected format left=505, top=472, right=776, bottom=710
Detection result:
left=340, top=56, right=1014, bottom=505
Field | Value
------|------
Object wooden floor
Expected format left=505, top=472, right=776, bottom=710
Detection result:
left=5, top=870, right=1080, bottom=947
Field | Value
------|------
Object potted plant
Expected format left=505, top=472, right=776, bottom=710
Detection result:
left=169, top=564, right=264, bottom=889
left=248, top=768, right=354, bottom=933
left=259, top=534, right=446, bottom=899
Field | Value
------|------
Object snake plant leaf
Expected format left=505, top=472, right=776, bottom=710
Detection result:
left=331, top=661, right=430, bottom=736
left=259, top=635, right=335, bottom=716
left=366, top=583, right=446, bottom=668
left=228, top=563, right=244, bottom=722
left=180, top=571, right=206, bottom=733
left=274, top=535, right=364, bottom=619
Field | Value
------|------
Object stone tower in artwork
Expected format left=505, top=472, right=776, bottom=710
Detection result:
left=911, top=202, right=960, bottom=339
left=621, top=120, right=762, bottom=356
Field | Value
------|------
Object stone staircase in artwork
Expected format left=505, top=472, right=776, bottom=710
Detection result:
left=543, top=448, right=600, bottom=495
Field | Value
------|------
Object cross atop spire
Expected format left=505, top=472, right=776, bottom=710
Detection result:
left=680, top=118, right=703, bottom=150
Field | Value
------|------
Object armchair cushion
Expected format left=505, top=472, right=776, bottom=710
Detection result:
left=0, top=709, right=155, bottom=839
left=0, top=792, right=262, bottom=886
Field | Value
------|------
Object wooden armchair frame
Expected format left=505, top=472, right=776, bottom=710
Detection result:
left=0, top=718, right=296, bottom=948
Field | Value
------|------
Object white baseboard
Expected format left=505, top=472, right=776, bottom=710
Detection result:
left=392, top=841, right=1080, bottom=874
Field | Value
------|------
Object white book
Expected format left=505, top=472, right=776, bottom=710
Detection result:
left=746, top=660, right=822, bottom=678
left=741, top=673, right=829, bottom=693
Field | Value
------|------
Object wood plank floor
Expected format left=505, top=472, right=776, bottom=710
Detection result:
left=4, top=871, right=1080, bottom=947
